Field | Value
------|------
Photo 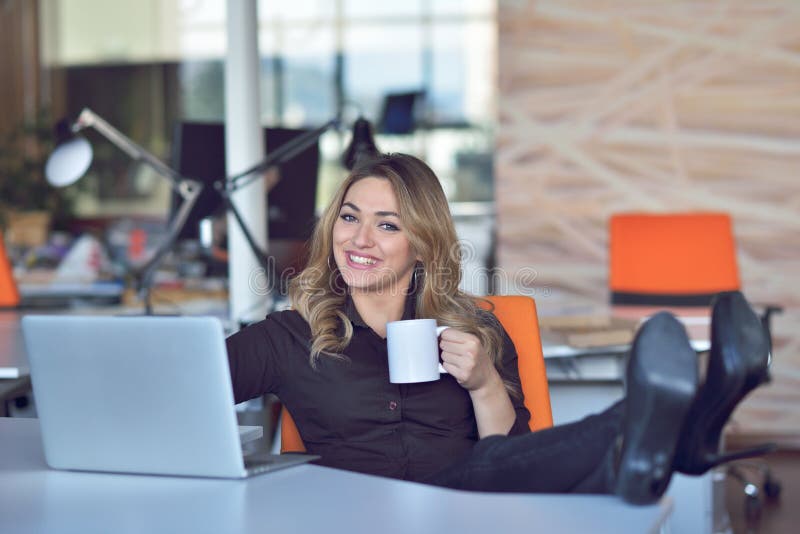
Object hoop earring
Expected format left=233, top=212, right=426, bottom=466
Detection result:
left=328, top=255, right=337, bottom=271
left=412, top=264, right=425, bottom=289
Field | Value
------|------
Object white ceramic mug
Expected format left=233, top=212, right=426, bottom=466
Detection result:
left=386, top=319, right=450, bottom=383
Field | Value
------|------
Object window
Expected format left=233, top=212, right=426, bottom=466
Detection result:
left=39, top=0, right=498, bottom=218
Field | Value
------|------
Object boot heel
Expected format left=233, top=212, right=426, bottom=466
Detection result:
left=615, top=393, right=695, bottom=503
left=615, top=312, right=698, bottom=505
left=673, top=292, right=773, bottom=475
left=704, top=443, right=777, bottom=468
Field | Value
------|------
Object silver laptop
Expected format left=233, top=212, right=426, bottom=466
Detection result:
left=22, top=315, right=318, bottom=478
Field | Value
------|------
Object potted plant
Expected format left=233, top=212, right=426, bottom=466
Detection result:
left=0, top=111, right=78, bottom=248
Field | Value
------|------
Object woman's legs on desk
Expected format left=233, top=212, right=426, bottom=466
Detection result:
left=429, top=291, right=772, bottom=505
left=429, top=400, right=624, bottom=494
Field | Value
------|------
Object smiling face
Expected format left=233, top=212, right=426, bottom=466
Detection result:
left=332, top=177, right=419, bottom=294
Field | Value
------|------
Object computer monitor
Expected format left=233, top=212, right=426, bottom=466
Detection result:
left=170, top=121, right=319, bottom=242
left=378, top=91, right=425, bottom=134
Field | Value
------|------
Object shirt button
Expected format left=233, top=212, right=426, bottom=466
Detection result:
left=388, top=400, right=398, bottom=410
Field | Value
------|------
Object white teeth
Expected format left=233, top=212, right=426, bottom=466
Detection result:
left=349, top=254, right=377, bottom=265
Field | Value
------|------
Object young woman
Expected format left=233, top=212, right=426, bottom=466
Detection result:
left=226, top=153, right=771, bottom=504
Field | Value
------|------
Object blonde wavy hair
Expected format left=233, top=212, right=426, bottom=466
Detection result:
left=289, top=153, right=517, bottom=397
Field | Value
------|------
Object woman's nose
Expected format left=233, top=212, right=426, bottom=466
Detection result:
left=352, top=224, right=373, bottom=248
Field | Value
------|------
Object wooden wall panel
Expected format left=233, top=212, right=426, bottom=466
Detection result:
left=0, top=0, right=41, bottom=137
left=497, top=0, right=800, bottom=445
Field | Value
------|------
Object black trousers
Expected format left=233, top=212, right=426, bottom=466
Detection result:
left=427, top=401, right=625, bottom=494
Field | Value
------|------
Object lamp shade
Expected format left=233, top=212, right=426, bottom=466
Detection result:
left=45, top=136, right=93, bottom=187
left=341, top=118, right=380, bottom=170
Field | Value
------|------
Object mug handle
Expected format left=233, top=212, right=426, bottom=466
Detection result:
left=436, top=325, right=450, bottom=374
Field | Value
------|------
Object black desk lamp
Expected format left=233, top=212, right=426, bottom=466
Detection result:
left=202, top=113, right=379, bottom=296
left=45, top=107, right=379, bottom=314
left=341, top=117, right=380, bottom=170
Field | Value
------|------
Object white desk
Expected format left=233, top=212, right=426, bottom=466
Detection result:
left=0, top=418, right=671, bottom=534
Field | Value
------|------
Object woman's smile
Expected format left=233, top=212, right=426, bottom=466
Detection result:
left=345, top=251, right=381, bottom=268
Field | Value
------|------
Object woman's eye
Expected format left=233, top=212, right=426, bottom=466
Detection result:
left=340, top=213, right=357, bottom=222
left=379, top=222, right=399, bottom=232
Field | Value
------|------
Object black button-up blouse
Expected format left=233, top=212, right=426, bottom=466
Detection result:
left=225, top=294, right=531, bottom=482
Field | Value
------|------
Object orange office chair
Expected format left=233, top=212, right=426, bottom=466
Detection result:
left=0, top=236, right=20, bottom=308
left=609, top=212, right=740, bottom=306
left=608, top=212, right=781, bottom=331
left=280, top=295, right=553, bottom=453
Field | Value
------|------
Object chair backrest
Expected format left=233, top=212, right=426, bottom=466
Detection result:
left=609, top=212, right=741, bottom=306
left=280, top=295, right=553, bottom=453
left=0, top=236, right=20, bottom=308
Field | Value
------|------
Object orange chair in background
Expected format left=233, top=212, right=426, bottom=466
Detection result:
left=609, top=212, right=740, bottom=307
left=608, top=211, right=781, bottom=345
left=0, top=237, right=20, bottom=308
left=280, top=295, right=553, bottom=453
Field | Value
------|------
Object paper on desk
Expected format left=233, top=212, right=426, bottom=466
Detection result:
left=539, top=313, right=711, bottom=354
left=539, top=315, right=639, bottom=349
left=53, top=234, right=112, bottom=284
left=627, top=314, right=712, bottom=352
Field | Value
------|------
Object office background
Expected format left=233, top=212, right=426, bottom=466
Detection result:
left=495, top=0, right=800, bottom=448
left=0, top=0, right=798, bottom=449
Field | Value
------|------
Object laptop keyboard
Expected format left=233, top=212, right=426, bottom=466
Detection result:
left=244, top=455, right=277, bottom=468
left=243, top=452, right=319, bottom=476
left=244, top=455, right=280, bottom=474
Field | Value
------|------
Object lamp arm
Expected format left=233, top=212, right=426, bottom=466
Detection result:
left=135, top=179, right=204, bottom=314
left=225, top=118, right=339, bottom=191
left=74, top=108, right=189, bottom=196
left=211, top=117, right=339, bottom=309
left=219, top=191, right=273, bottom=279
